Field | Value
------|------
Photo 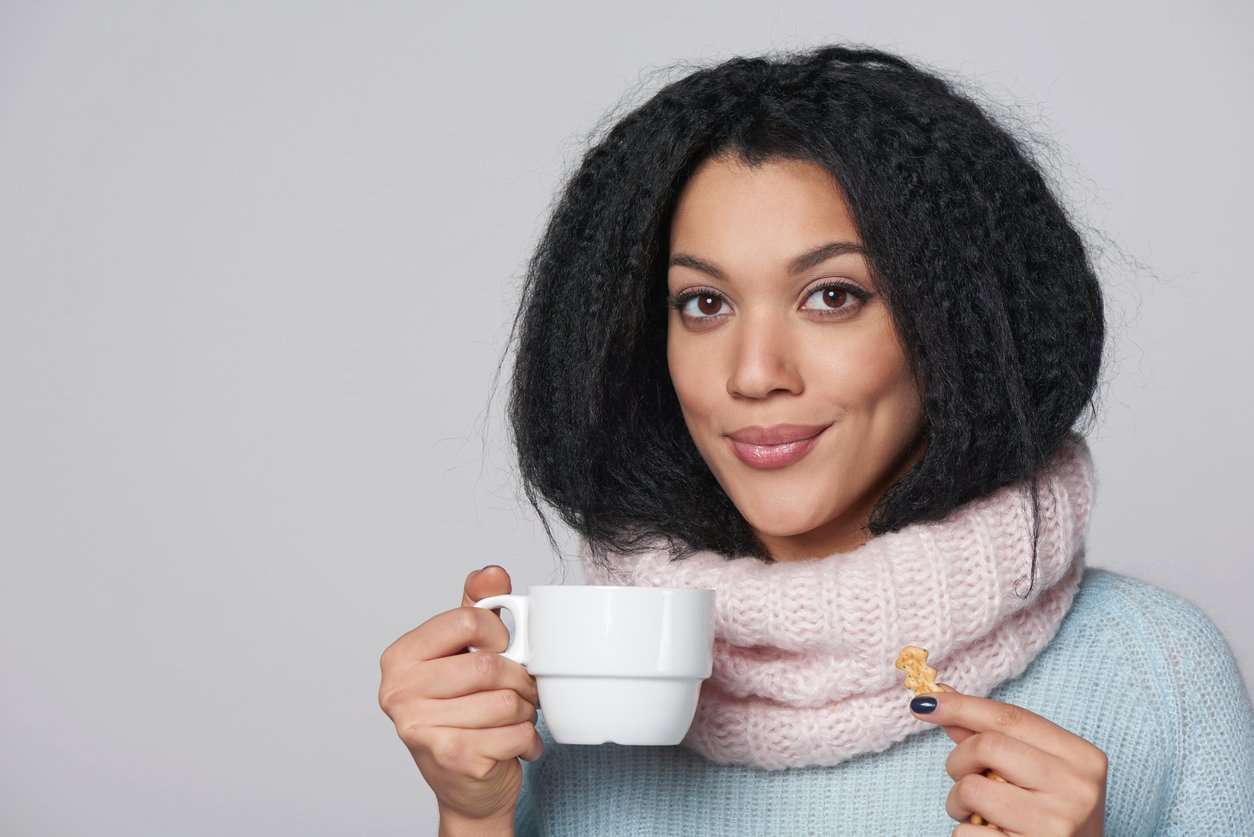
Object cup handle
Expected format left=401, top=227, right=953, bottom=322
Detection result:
left=468, top=594, right=530, bottom=665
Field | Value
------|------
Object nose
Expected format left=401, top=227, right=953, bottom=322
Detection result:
left=726, top=309, right=804, bottom=399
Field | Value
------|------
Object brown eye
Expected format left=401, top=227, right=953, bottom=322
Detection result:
left=696, top=294, right=721, bottom=316
left=668, top=288, right=730, bottom=321
left=801, top=281, right=871, bottom=316
left=821, top=288, right=847, bottom=309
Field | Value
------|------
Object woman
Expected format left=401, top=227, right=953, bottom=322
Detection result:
left=378, top=45, right=1254, bottom=835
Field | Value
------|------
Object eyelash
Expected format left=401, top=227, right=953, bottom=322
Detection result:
left=665, top=281, right=872, bottom=323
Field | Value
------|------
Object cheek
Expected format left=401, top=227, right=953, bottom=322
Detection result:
left=815, top=325, right=915, bottom=405
left=863, top=351, right=923, bottom=437
left=667, top=330, right=714, bottom=418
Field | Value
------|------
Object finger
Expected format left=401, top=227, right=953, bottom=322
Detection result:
left=462, top=565, right=512, bottom=608
left=935, top=683, right=975, bottom=745
left=946, top=730, right=1068, bottom=791
left=951, top=825, right=1003, bottom=836
left=419, top=688, right=538, bottom=729
left=945, top=772, right=1036, bottom=832
left=423, top=720, right=543, bottom=779
left=418, top=649, right=540, bottom=704
left=912, top=691, right=1087, bottom=764
left=459, top=719, right=544, bottom=763
left=389, top=606, right=511, bottom=666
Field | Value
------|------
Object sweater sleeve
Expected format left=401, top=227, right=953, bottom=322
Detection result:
left=513, top=762, right=538, bottom=837
left=512, top=718, right=547, bottom=837
left=1142, top=588, right=1254, bottom=834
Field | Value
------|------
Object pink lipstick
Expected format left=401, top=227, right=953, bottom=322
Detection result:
left=725, top=423, right=830, bottom=470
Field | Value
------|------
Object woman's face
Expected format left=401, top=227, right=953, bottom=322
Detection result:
left=666, top=154, right=926, bottom=561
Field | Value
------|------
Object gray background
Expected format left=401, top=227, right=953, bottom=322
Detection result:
left=2, top=2, right=1250, bottom=834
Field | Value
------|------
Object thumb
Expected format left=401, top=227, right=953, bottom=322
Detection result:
left=461, top=565, right=512, bottom=608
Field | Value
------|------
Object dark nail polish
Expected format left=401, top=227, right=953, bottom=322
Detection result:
left=910, top=695, right=937, bottom=714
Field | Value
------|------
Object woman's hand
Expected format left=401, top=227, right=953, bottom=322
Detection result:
left=378, top=566, right=543, bottom=833
left=911, top=684, right=1107, bottom=836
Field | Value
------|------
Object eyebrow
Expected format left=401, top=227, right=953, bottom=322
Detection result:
left=667, top=240, right=867, bottom=281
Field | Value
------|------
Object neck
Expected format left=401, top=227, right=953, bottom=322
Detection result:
left=756, top=430, right=928, bottom=562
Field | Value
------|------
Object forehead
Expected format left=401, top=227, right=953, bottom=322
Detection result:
left=668, top=156, right=861, bottom=264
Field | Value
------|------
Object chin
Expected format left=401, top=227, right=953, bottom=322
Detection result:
left=738, top=501, right=833, bottom=539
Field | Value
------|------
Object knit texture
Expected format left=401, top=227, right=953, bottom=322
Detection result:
left=514, top=568, right=1254, bottom=835
left=580, top=433, right=1093, bottom=769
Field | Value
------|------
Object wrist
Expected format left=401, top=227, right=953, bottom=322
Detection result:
left=437, top=805, right=514, bottom=837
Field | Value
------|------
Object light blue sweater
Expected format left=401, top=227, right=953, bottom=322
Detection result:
left=514, top=568, right=1254, bottom=835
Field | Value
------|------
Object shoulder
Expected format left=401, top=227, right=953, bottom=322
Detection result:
left=1055, top=567, right=1246, bottom=693
left=1063, top=567, right=1238, bottom=660
left=1069, top=565, right=1200, bottom=617
left=1006, top=568, right=1254, bottom=829
left=1061, top=569, right=1254, bottom=827
left=1053, top=567, right=1254, bottom=768
left=1010, top=566, right=1250, bottom=732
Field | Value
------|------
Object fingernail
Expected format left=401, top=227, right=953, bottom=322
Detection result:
left=910, top=695, right=938, bottom=714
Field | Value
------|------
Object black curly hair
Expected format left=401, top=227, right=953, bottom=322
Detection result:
left=490, top=43, right=1107, bottom=597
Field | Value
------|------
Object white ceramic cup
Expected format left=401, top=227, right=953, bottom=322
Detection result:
left=469, top=585, right=715, bottom=745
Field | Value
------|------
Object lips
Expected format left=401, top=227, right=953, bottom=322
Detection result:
left=724, top=423, right=831, bottom=470
left=725, top=423, right=830, bottom=446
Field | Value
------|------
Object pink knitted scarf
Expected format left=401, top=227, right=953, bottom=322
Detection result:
left=579, top=434, right=1095, bottom=770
